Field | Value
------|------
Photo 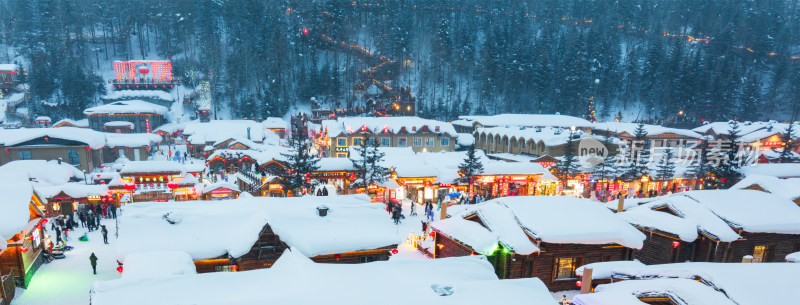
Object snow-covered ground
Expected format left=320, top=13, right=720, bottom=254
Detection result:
left=13, top=219, right=121, bottom=305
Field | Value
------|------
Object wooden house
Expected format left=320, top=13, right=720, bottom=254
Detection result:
left=430, top=196, right=645, bottom=291
left=116, top=195, right=400, bottom=273
left=619, top=190, right=800, bottom=264
left=34, top=184, right=110, bottom=216
left=0, top=183, right=50, bottom=289
left=84, top=100, right=168, bottom=133
left=201, top=183, right=240, bottom=200
left=731, top=174, right=800, bottom=205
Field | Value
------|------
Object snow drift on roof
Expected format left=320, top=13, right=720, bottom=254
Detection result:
left=0, top=160, right=84, bottom=185
left=576, top=260, right=646, bottom=280
left=120, top=161, right=185, bottom=174
left=52, top=118, right=89, bottom=128
left=0, top=127, right=106, bottom=148
left=620, top=195, right=741, bottom=242
left=739, top=163, right=800, bottom=178
left=680, top=190, right=800, bottom=234
left=84, top=100, right=168, bottom=115
left=731, top=174, right=800, bottom=200
left=594, top=122, right=701, bottom=138
left=0, top=183, right=33, bottom=238
left=0, top=64, right=19, bottom=71
left=120, top=251, right=197, bottom=280
left=201, top=182, right=239, bottom=194
left=184, top=120, right=269, bottom=144
left=104, top=133, right=161, bottom=148
left=322, top=116, right=458, bottom=137
left=35, top=183, right=108, bottom=199
left=573, top=278, right=737, bottom=305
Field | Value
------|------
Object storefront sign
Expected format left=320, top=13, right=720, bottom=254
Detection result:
left=269, top=184, right=283, bottom=190
left=479, top=176, right=495, bottom=183
left=335, top=147, right=349, bottom=152
left=389, top=190, right=396, bottom=199
left=437, top=183, right=451, bottom=187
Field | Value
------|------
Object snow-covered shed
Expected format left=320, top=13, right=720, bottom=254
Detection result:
left=115, top=195, right=403, bottom=272
left=0, top=127, right=107, bottom=171
left=574, top=262, right=800, bottom=305
left=620, top=190, right=800, bottom=264
left=0, top=160, right=85, bottom=185
left=52, top=118, right=89, bottom=128
left=431, top=196, right=645, bottom=291
left=91, top=251, right=558, bottom=305
left=738, top=163, right=800, bottom=178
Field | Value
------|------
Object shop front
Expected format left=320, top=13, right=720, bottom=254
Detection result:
left=395, top=177, right=437, bottom=204
left=473, top=174, right=556, bottom=199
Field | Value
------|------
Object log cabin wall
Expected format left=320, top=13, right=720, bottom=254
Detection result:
left=727, top=232, right=800, bottom=263
left=433, top=232, right=474, bottom=258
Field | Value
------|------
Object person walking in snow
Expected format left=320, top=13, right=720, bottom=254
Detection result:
left=410, top=201, right=417, bottom=216
left=89, top=253, right=98, bottom=275
left=322, top=187, right=329, bottom=196
left=425, top=204, right=434, bottom=222
left=110, top=205, right=117, bottom=219
left=101, top=225, right=109, bottom=244
left=392, top=207, right=401, bottom=225
left=55, top=226, right=63, bottom=245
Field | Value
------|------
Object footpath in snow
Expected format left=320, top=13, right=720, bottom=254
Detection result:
left=12, top=219, right=121, bottom=305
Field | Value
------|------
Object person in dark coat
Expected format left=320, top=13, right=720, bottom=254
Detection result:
left=55, top=226, right=63, bottom=245
left=316, top=188, right=323, bottom=196
left=79, top=212, right=86, bottom=228
left=110, top=205, right=117, bottom=219
left=322, top=187, right=329, bottom=196
left=89, top=253, right=98, bottom=274
left=101, top=225, right=109, bottom=244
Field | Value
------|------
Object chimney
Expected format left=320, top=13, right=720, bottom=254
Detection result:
left=247, top=127, right=251, bottom=140
left=580, top=267, right=593, bottom=294
left=317, top=205, right=329, bottom=217
left=57, top=157, right=62, bottom=165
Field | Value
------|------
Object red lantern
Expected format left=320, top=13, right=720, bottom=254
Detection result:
left=391, top=249, right=399, bottom=255
left=117, top=266, right=123, bottom=273
left=231, top=265, right=239, bottom=272
left=672, top=241, right=680, bottom=248
left=96, top=174, right=101, bottom=178
left=168, top=183, right=178, bottom=190
left=86, top=147, right=91, bottom=151
left=100, top=181, right=106, bottom=185
left=20, top=247, right=28, bottom=253
left=429, top=231, right=436, bottom=237
left=26, top=236, right=33, bottom=241
left=42, top=218, right=48, bottom=224
left=124, top=184, right=136, bottom=191
left=334, top=254, right=342, bottom=261
left=44, top=137, right=49, bottom=141
left=4, top=148, right=8, bottom=152
left=138, top=65, right=150, bottom=74
left=576, top=280, right=582, bottom=288
left=35, top=224, right=42, bottom=229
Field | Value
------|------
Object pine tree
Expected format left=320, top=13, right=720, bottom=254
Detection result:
left=685, top=137, right=711, bottom=188
left=275, top=130, right=320, bottom=196
left=591, top=134, right=618, bottom=181
left=350, top=135, right=388, bottom=187
left=655, top=148, right=676, bottom=181
left=458, top=145, right=484, bottom=195
left=711, top=121, right=744, bottom=187
left=778, top=122, right=797, bottom=163
left=554, top=133, right=580, bottom=188
left=621, top=123, right=651, bottom=181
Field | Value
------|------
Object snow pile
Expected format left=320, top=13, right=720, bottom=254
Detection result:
left=102, top=90, right=174, bottom=102
left=104, top=121, right=134, bottom=128
left=184, top=120, right=269, bottom=145
left=594, top=122, right=701, bottom=138
left=787, top=251, right=800, bottom=263
left=459, top=114, right=594, bottom=129
left=116, top=195, right=403, bottom=260
left=0, top=182, right=33, bottom=252
left=681, top=190, right=800, bottom=234
left=0, top=160, right=84, bottom=185
left=0, top=127, right=107, bottom=149
left=120, top=161, right=185, bottom=174
left=620, top=195, right=741, bottom=242
left=575, top=260, right=646, bottom=280
left=322, top=116, right=459, bottom=137
left=573, top=278, right=737, bottom=305
left=153, top=122, right=184, bottom=135
left=609, top=262, right=800, bottom=305
left=316, top=157, right=356, bottom=172
left=262, top=117, right=287, bottom=130
left=434, top=196, right=645, bottom=253
left=731, top=174, right=800, bottom=201
left=0, top=64, right=19, bottom=71
left=120, top=251, right=197, bottom=280
left=456, top=133, right=475, bottom=146
left=52, top=118, right=89, bottom=128
left=84, top=100, right=169, bottom=115
left=432, top=217, right=503, bottom=255
left=92, top=253, right=557, bottom=305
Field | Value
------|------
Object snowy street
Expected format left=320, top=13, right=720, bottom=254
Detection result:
left=12, top=219, right=121, bottom=305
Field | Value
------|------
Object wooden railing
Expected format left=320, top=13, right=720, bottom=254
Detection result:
left=0, top=269, right=16, bottom=305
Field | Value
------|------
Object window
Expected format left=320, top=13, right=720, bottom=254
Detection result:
left=398, top=137, right=408, bottom=147
left=337, top=138, right=347, bottom=147
left=752, top=245, right=774, bottom=263
left=353, top=138, right=363, bottom=146
left=413, top=137, right=423, bottom=147
left=32, top=228, right=41, bottom=249
left=68, top=150, right=80, bottom=165
left=336, top=153, right=348, bottom=158
left=381, top=137, right=391, bottom=147
left=366, top=137, right=375, bottom=146
left=19, top=151, right=31, bottom=160
left=554, top=257, right=580, bottom=279
left=360, top=256, right=378, bottom=263
left=440, top=138, right=450, bottom=147
left=425, top=137, right=435, bottom=146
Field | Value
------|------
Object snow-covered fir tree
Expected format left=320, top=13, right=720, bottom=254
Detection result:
left=275, top=130, right=320, bottom=195
left=621, top=123, right=651, bottom=181
left=655, top=148, right=676, bottom=181
left=778, top=122, right=797, bottom=163
left=350, top=136, right=389, bottom=187
left=457, top=145, right=485, bottom=194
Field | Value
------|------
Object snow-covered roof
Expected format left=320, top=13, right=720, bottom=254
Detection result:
left=84, top=100, right=168, bottom=115
left=680, top=190, right=800, bottom=234
left=34, top=183, right=109, bottom=199
left=322, top=117, right=458, bottom=137
left=434, top=196, right=645, bottom=253
left=730, top=174, right=800, bottom=200
left=119, top=161, right=185, bottom=174
left=120, top=251, right=197, bottom=281
left=620, top=195, right=741, bottom=242
left=607, top=262, right=800, bottom=305
left=317, top=157, right=356, bottom=172
left=458, top=114, right=594, bottom=129
left=787, top=251, right=800, bottom=263
left=693, top=121, right=794, bottom=142
left=52, top=118, right=89, bottom=128
left=92, top=252, right=558, bottom=305
left=153, top=122, right=184, bottom=135
left=104, top=121, right=134, bottom=128
left=101, top=90, right=174, bottom=102
left=739, top=163, right=800, bottom=178
left=594, top=122, right=701, bottom=138
left=104, top=133, right=161, bottom=148
left=575, top=260, right=646, bottom=280
left=201, top=182, right=240, bottom=194
left=456, top=133, right=474, bottom=146
left=208, top=148, right=289, bottom=166
left=262, top=117, right=287, bottom=129
left=184, top=120, right=270, bottom=145
left=0, top=127, right=107, bottom=149
left=573, top=278, right=737, bottom=305
left=0, top=183, right=34, bottom=244
left=34, top=116, right=51, bottom=122
left=0, top=64, right=19, bottom=71
left=0, top=160, right=85, bottom=185
left=116, top=195, right=403, bottom=260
